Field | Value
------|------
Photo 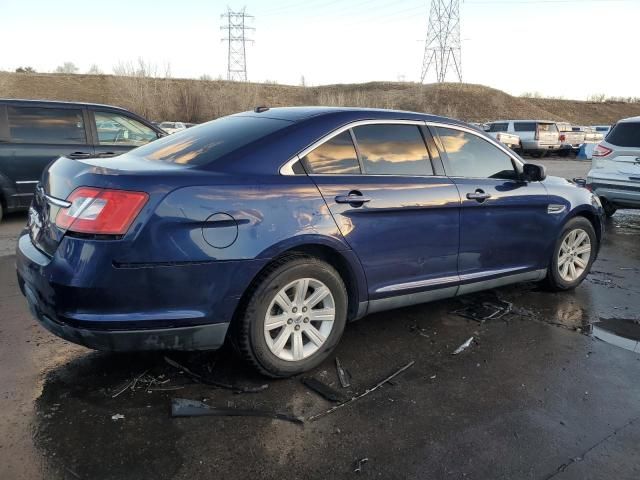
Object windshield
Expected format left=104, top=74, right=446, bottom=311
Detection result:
left=131, top=115, right=292, bottom=166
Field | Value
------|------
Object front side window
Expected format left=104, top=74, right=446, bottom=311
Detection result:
left=8, top=106, right=86, bottom=144
left=436, top=127, right=516, bottom=180
left=352, top=124, right=433, bottom=176
left=302, top=131, right=360, bottom=175
left=94, top=111, right=157, bottom=146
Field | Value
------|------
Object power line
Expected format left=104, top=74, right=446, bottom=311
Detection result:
left=221, top=7, right=254, bottom=82
left=421, top=0, right=462, bottom=83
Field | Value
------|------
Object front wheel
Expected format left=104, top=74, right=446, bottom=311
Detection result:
left=235, top=255, right=348, bottom=378
left=543, top=217, right=597, bottom=291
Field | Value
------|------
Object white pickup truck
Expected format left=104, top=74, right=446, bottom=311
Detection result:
left=573, top=125, right=604, bottom=143
left=485, top=123, right=521, bottom=150
left=557, top=122, right=585, bottom=156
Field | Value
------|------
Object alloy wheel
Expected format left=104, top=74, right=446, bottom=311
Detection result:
left=557, top=228, right=591, bottom=282
left=263, top=278, right=336, bottom=361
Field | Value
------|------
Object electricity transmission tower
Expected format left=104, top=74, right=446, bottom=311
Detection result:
left=420, top=0, right=462, bottom=83
left=221, top=8, right=254, bottom=82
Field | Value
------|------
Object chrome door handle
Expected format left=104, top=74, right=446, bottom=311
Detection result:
left=68, top=151, right=92, bottom=159
left=335, top=193, right=372, bottom=206
left=466, top=190, right=492, bottom=202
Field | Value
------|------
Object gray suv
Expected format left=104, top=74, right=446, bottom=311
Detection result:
left=587, top=116, right=640, bottom=217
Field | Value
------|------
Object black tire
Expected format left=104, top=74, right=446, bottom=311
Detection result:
left=235, top=255, right=348, bottom=378
left=601, top=198, right=617, bottom=218
left=543, top=217, right=597, bottom=291
left=558, top=149, right=570, bottom=157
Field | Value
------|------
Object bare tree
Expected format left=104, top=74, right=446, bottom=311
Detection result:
left=55, top=62, right=78, bottom=74
left=87, top=64, right=102, bottom=75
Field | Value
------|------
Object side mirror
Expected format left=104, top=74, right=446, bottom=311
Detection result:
left=522, top=163, right=547, bottom=182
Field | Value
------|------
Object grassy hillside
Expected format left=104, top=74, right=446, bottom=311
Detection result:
left=1, top=72, right=638, bottom=125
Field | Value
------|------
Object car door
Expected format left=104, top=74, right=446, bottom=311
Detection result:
left=302, top=121, right=461, bottom=306
left=4, top=104, right=93, bottom=204
left=432, top=125, right=552, bottom=290
left=89, top=109, right=161, bottom=158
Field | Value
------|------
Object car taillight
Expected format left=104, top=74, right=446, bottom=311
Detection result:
left=55, top=187, right=148, bottom=235
left=559, top=134, right=566, bottom=142
left=496, top=133, right=502, bottom=141
left=592, top=144, right=612, bottom=157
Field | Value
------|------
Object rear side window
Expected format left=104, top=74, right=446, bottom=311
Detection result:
left=488, top=123, right=508, bottom=132
left=7, top=106, right=86, bottom=144
left=353, top=124, right=433, bottom=176
left=132, top=115, right=290, bottom=166
left=302, top=131, right=360, bottom=175
left=514, top=122, right=536, bottom=132
left=606, top=122, right=640, bottom=147
left=436, top=127, right=516, bottom=180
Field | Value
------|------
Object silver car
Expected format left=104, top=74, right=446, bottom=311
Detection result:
left=587, top=116, right=640, bottom=217
left=486, top=120, right=560, bottom=156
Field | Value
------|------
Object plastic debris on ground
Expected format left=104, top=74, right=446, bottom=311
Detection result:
left=301, top=377, right=346, bottom=402
left=335, top=357, right=352, bottom=388
left=354, top=457, right=369, bottom=474
left=170, top=398, right=304, bottom=425
left=453, top=293, right=513, bottom=323
left=111, top=414, right=125, bottom=421
left=453, top=337, right=474, bottom=355
left=307, top=361, right=415, bottom=422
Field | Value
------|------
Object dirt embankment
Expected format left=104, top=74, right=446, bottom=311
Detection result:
left=1, top=72, right=638, bottom=125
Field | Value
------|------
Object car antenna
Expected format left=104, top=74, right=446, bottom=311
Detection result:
left=254, top=106, right=270, bottom=113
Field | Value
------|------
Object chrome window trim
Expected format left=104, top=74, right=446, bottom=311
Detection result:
left=15, top=180, right=39, bottom=184
left=279, top=119, right=429, bottom=176
left=279, top=119, right=524, bottom=176
left=44, top=193, right=71, bottom=208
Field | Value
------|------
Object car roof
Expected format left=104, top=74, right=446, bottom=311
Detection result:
left=489, top=119, right=558, bottom=124
left=233, top=106, right=467, bottom=126
left=0, top=98, right=137, bottom=114
left=618, top=116, right=640, bottom=123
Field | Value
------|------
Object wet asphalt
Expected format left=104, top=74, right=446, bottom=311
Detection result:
left=1, top=159, right=639, bottom=480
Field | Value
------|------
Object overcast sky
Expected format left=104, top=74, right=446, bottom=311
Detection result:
left=1, top=0, right=638, bottom=100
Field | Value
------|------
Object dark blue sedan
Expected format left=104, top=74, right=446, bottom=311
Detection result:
left=16, top=107, right=604, bottom=377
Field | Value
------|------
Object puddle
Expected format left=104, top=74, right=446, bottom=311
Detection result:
left=592, top=318, right=640, bottom=353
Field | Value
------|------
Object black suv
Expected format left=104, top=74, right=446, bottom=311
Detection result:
left=0, top=99, right=165, bottom=220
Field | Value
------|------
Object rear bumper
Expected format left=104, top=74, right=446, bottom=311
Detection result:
left=16, top=233, right=265, bottom=351
left=588, top=178, right=640, bottom=208
left=23, top=283, right=229, bottom=351
left=522, top=141, right=560, bottom=151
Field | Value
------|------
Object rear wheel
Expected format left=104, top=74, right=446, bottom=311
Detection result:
left=544, top=217, right=597, bottom=291
left=235, top=255, right=348, bottom=378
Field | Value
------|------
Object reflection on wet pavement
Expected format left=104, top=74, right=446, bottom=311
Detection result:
left=593, top=318, right=640, bottom=353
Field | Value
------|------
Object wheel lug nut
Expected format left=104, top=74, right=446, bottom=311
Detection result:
left=302, top=307, right=307, bottom=312
left=292, top=307, right=297, bottom=313
left=287, top=318, right=293, bottom=324
left=294, top=325, right=300, bottom=331
left=303, top=317, right=309, bottom=323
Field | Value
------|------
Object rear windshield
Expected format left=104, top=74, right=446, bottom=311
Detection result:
left=131, top=115, right=291, bottom=166
left=537, top=123, right=558, bottom=133
left=606, top=122, right=640, bottom=147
